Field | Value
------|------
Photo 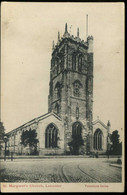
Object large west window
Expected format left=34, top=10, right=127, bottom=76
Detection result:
left=45, top=123, right=59, bottom=148
left=94, top=129, right=103, bottom=150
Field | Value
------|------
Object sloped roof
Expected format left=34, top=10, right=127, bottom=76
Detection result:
left=92, top=119, right=108, bottom=129
left=6, top=112, right=62, bottom=136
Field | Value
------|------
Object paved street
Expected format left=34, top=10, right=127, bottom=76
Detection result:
left=1, top=158, right=122, bottom=183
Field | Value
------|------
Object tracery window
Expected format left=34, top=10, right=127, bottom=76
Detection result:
left=78, top=55, right=84, bottom=72
left=55, top=82, right=61, bottom=99
left=58, top=54, right=64, bottom=72
left=94, top=129, right=103, bottom=150
left=55, top=103, right=60, bottom=115
left=45, top=123, right=58, bottom=148
left=61, top=55, right=64, bottom=71
left=72, top=54, right=76, bottom=71
left=55, top=58, right=59, bottom=75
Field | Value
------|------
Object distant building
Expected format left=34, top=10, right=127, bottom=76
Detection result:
left=6, top=24, right=111, bottom=155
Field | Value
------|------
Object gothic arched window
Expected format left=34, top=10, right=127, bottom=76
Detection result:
left=72, top=54, right=76, bottom=71
left=51, top=58, right=55, bottom=69
left=58, top=53, right=64, bottom=72
left=50, top=81, right=53, bottom=96
left=78, top=55, right=84, bottom=72
left=94, top=129, right=103, bottom=150
left=55, top=103, right=60, bottom=115
left=55, top=58, right=59, bottom=75
left=73, top=80, right=82, bottom=97
left=76, top=107, right=79, bottom=119
left=45, top=123, right=58, bottom=148
left=61, top=55, right=64, bottom=70
left=55, top=82, right=61, bottom=99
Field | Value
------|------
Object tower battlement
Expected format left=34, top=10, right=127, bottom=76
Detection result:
left=52, top=23, right=89, bottom=54
left=87, top=35, right=93, bottom=40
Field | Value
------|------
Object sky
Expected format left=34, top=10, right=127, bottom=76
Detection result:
left=1, top=2, right=124, bottom=140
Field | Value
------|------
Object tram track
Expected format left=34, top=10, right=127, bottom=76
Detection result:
left=78, top=162, right=121, bottom=183
left=58, top=164, right=72, bottom=182
left=58, top=161, right=121, bottom=183
left=59, top=162, right=101, bottom=183
left=77, top=164, right=101, bottom=183
left=96, top=165, right=121, bottom=182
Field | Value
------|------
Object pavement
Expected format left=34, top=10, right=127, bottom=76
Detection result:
left=1, top=158, right=122, bottom=183
left=109, top=163, right=122, bottom=168
left=0, top=154, right=121, bottom=159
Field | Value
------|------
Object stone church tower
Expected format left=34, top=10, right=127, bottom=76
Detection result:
left=6, top=23, right=110, bottom=156
left=48, top=24, right=93, bottom=153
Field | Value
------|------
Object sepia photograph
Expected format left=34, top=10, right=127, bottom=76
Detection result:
left=0, top=2, right=124, bottom=192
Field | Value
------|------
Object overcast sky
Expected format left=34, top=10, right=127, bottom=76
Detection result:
left=1, top=2, right=124, bottom=139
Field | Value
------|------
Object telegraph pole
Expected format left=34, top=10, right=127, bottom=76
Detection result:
left=86, top=14, right=88, bottom=39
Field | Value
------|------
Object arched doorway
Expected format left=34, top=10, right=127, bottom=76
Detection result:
left=94, top=129, right=103, bottom=150
left=45, top=123, right=59, bottom=148
left=72, top=122, right=82, bottom=139
left=71, top=122, right=83, bottom=155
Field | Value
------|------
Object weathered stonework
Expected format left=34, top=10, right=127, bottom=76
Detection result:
left=5, top=24, right=110, bottom=155
left=48, top=24, right=94, bottom=153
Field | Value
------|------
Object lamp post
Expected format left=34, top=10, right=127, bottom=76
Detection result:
left=86, top=133, right=90, bottom=155
left=4, top=135, right=7, bottom=161
left=107, top=143, right=110, bottom=159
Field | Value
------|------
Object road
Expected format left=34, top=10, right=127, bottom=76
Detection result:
left=1, top=158, right=122, bottom=183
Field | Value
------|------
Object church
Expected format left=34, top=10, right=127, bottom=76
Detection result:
left=6, top=24, right=111, bottom=155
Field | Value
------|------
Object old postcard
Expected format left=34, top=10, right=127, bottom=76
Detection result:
left=0, top=2, right=124, bottom=192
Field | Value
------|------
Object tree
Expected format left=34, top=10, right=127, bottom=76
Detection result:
left=68, top=135, right=84, bottom=155
left=21, top=128, right=39, bottom=155
left=110, top=130, right=122, bottom=155
left=0, top=122, right=5, bottom=153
